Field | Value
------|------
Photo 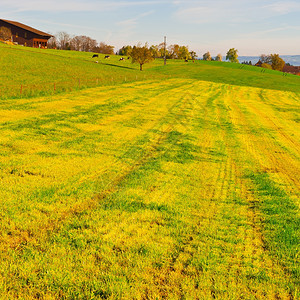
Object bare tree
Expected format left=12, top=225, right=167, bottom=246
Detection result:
left=56, top=32, right=72, bottom=50
left=215, top=54, right=222, bottom=61
left=70, top=36, right=97, bottom=52
left=203, top=52, right=212, bottom=61
left=93, top=42, right=114, bottom=54
left=47, top=36, right=57, bottom=49
left=0, top=27, right=12, bottom=42
left=260, top=54, right=271, bottom=64
left=70, top=36, right=82, bottom=51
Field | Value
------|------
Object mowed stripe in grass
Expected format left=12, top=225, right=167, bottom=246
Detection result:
left=0, top=79, right=299, bottom=299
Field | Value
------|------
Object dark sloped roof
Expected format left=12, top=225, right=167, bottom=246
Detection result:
left=0, top=19, right=52, bottom=37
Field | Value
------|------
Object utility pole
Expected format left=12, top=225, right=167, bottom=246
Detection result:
left=164, top=36, right=167, bottom=66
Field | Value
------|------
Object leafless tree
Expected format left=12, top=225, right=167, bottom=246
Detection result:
left=47, top=36, right=57, bottom=49
left=56, top=32, right=72, bottom=50
left=93, top=42, right=115, bottom=54
left=0, top=27, right=12, bottom=41
left=203, top=52, right=212, bottom=61
left=215, top=54, right=222, bottom=61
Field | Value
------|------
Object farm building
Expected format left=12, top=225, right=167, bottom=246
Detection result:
left=0, top=19, right=52, bottom=48
left=255, top=60, right=263, bottom=67
left=282, top=65, right=300, bottom=76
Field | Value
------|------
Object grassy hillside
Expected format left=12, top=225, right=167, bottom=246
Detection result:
left=0, top=43, right=158, bottom=98
left=0, top=44, right=299, bottom=298
left=1, top=43, right=299, bottom=99
left=153, top=60, right=300, bottom=93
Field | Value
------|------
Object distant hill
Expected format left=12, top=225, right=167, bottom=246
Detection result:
left=237, top=55, right=300, bottom=66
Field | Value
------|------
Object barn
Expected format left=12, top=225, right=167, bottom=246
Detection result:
left=0, top=19, right=52, bottom=48
left=282, top=65, right=300, bottom=76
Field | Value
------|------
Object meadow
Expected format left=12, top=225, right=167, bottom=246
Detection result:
left=0, top=43, right=299, bottom=299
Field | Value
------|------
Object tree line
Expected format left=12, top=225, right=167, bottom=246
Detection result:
left=118, top=43, right=197, bottom=60
left=48, top=32, right=115, bottom=54
left=201, top=48, right=239, bottom=63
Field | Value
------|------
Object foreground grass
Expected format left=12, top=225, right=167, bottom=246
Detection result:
left=0, top=78, right=299, bottom=298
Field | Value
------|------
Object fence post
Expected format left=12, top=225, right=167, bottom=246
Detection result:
left=54, top=83, right=56, bottom=91
left=20, top=84, right=23, bottom=95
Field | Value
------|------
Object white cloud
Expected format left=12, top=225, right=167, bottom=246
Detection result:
left=263, top=1, right=300, bottom=14
left=1, top=0, right=171, bottom=13
left=172, top=0, right=300, bottom=25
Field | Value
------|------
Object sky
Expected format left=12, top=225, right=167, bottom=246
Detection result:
left=1, top=0, right=300, bottom=56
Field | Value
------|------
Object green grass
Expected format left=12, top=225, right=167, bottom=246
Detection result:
left=0, top=43, right=299, bottom=298
left=246, top=171, right=300, bottom=281
left=151, top=59, right=300, bottom=93
left=1, top=43, right=300, bottom=100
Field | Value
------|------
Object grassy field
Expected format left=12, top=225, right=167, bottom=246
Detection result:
left=1, top=42, right=300, bottom=98
left=0, top=44, right=299, bottom=299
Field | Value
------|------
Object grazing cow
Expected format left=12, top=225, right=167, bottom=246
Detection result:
left=119, top=57, right=125, bottom=61
left=104, top=55, right=110, bottom=59
left=185, top=59, right=188, bottom=62
left=127, top=57, right=130, bottom=59
left=92, top=54, right=98, bottom=58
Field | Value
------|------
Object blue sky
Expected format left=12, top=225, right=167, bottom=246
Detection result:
left=2, top=0, right=300, bottom=56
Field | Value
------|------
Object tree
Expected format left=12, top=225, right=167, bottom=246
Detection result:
left=190, top=51, right=197, bottom=60
left=56, top=32, right=72, bottom=50
left=269, top=54, right=285, bottom=71
left=70, top=35, right=83, bottom=51
left=70, top=36, right=97, bottom=52
left=260, top=54, right=271, bottom=64
left=0, top=27, right=12, bottom=42
left=168, top=44, right=180, bottom=59
left=203, top=52, right=212, bottom=61
left=94, top=42, right=114, bottom=54
left=118, top=45, right=132, bottom=56
left=178, top=46, right=191, bottom=60
left=158, top=43, right=169, bottom=59
left=215, top=54, right=222, bottom=61
left=226, top=48, right=239, bottom=63
left=131, top=44, right=154, bottom=71
left=150, top=45, right=160, bottom=58
left=47, top=36, right=57, bottom=49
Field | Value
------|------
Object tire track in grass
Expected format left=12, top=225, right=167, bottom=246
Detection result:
left=183, top=86, right=295, bottom=298
left=237, top=88, right=300, bottom=190
left=2, top=80, right=298, bottom=298
left=153, top=85, right=234, bottom=299
left=224, top=86, right=298, bottom=297
left=1, top=80, right=201, bottom=252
